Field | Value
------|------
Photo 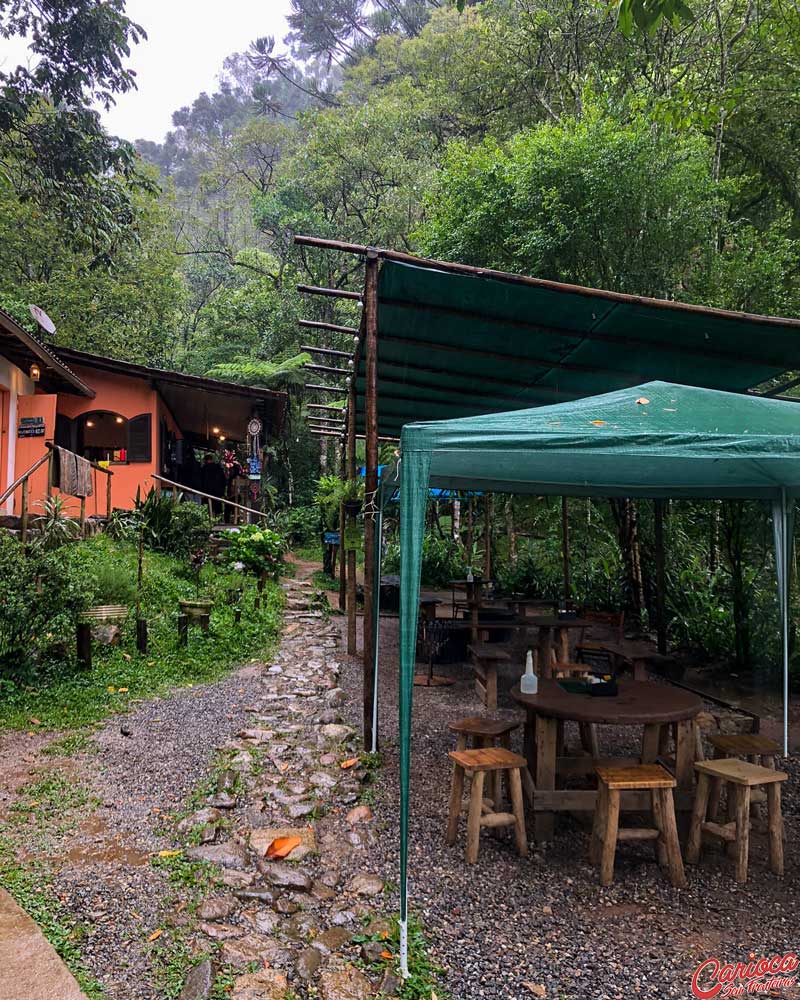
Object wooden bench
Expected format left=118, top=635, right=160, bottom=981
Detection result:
left=77, top=605, right=129, bottom=668
left=468, top=643, right=511, bottom=709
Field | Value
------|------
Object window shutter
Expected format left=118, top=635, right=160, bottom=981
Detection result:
left=54, top=414, right=75, bottom=450
left=127, top=413, right=152, bottom=463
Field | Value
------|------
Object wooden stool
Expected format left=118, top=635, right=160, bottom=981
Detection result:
left=468, top=643, right=511, bottom=709
left=686, top=758, right=786, bottom=883
left=707, top=733, right=781, bottom=824
left=446, top=747, right=528, bottom=864
left=448, top=716, right=521, bottom=809
left=591, top=764, right=686, bottom=888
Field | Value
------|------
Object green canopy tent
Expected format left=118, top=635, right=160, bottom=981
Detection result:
left=385, top=380, right=798, bottom=976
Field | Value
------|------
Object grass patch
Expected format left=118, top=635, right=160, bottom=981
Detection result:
left=291, top=543, right=323, bottom=563
left=0, top=537, right=283, bottom=732
left=8, top=770, right=96, bottom=836
left=311, top=569, right=338, bottom=591
left=0, top=836, right=104, bottom=998
left=151, top=851, right=219, bottom=899
left=40, top=731, right=96, bottom=757
left=356, top=915, right=449, bottom=1000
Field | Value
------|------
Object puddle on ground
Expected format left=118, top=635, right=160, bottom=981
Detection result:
left=60, top=814, right=150, bottom=868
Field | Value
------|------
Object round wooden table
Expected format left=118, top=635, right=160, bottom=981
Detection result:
left=512, top=680, right=703, bottom=840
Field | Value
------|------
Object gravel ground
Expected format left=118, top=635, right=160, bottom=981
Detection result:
left=50, top=666, right=273, bottom=1000
left=337, top=613, right=800, bottom=1000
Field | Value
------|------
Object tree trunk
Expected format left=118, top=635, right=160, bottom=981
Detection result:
left=505, top=497, right=517, bottom=563
left=721, top=501, right=751, bottom=668
left=610, top=498, right=645, bottom=625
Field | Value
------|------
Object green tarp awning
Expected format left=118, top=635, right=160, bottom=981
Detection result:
left=355, top=259, right=800, bottom=437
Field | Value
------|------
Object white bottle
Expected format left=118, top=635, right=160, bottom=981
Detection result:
left=466, top=566, right=474, bottom=583
left=520, top=649, right=538, bottom=694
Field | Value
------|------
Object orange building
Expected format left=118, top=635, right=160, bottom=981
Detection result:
left=0, top=309, right=286, bottom=518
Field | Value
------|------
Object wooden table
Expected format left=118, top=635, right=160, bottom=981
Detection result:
left=512, top=680, right=703, bottom=841
left=527, top=615, right=593, bottom=675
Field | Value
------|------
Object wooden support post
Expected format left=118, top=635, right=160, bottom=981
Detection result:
left=363, top=249, right=379, bottom=751
left=178, top=614, right=189, bottom=646
left=47, top=450, right=54, bottom=498
left=106, top=473, right=112, bottom=519
left=338, top=501, right=346, bottom=611
left=79, top=495, right=86, bottom=537
left=20, top=478, right=28, bottom=544
left=136, top=618, right=148, bottom=654
left=484, top=494, right=492, bottom=580
left=346, top=375, right=357, bottom=657
left=654, top=499, right=667, bottom=654
left=561, top=496, right=571, bottom=606
left=76, top=622, right=92, bottom=670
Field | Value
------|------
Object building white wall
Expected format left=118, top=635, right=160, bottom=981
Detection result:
left=0, top=357, right=34, bottom=514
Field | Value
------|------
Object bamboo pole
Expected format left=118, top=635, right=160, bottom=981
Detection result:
left=561, top=496, right=571, bottom=606
left=346, top=380, right=357, bottom=657
left=654, top=500, right=667, bottom=654
left=363, top=250, right=379, bottom=751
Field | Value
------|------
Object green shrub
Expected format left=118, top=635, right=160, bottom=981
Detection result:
left=0, top=534, right=91, bottom=682
left=166, top=503, right=213, bottom=558
left=383, top=534, right=466, bottom=589
left=223, top=525, right=286, bottom=579
left=276, top=505, right=320, bottom=548
left=130, top=489, right=212, bottom=558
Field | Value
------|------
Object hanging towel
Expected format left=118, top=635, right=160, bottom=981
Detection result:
left=55, top=447, right=93, bottom=498
left=74, top=455, right=93, bottom=498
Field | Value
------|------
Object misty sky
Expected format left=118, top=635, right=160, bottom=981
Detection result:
left=1, top=0, right=294, bottom=143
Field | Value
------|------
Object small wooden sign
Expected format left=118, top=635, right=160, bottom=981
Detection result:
left=324, top=531, right=341, bottom=545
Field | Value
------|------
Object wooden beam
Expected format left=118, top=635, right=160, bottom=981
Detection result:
left=310, top=429, right=345, bottom=437
left=363, top=250, right=379, bottom=751
left=308, top=403, right=346, bottom=412
left=297, top=283, right=362, bottom=301
left=304, top=362, right=351, bottom=377
left=299, top=319, right=359, bottom=336
left=305, top=383, right=348, bottom=394
left=302, top=345, right=353, bottom=359
left=293, top=234, right=800, bottom=335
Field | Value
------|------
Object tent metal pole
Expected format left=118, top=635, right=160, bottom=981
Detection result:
left=561, top=497, right=571, bottom=606
left=363, top=250, right=380, bottom=751
left=782, top=489, right=790, bottom=757
left=654, top=500, right=667, bottom=654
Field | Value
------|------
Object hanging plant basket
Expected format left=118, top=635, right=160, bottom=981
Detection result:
left=343, top=499, right=363, bottom=516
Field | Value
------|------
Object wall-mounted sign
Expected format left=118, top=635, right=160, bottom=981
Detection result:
left=18, top=416, right=45, bottom=438
left=324, top=531, right=341, bottom=546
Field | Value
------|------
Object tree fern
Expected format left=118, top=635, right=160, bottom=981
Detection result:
left=207, top=353, right=311, bottom=389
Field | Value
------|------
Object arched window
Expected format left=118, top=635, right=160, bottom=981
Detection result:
left=78, top=411, right=128, bottom=464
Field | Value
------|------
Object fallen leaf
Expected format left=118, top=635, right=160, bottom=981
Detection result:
left=381, top=950, right=393, bottom=960
left=118, top=687, right=129, bottom=693
left=380, top=930, right=389, bottom=940
left=107, top=686, right=116, bottom=693
left=590, top=420, right=606, bottom=426
left=277, top=762, right=289, bottom=773
left=157, top=849, right=182, bottom=859
left=340, top=757, right=359, bottom=769
left=635, top=397, right=650, bottom=405
left=266, top=836, right=302, bottom=859
left=148, top=929, right=163, bottom=942
left=122, top=653, right=132, bottom=662
left=29, top=717, right=41, bottom=726
left=523, top=984, right=547, bottom=998
left=147, top=661, right=155, bottom=666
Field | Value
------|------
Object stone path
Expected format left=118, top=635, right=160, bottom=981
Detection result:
left=164, top=571, right=399, bottom=1000
left=0, top=887, right=87, bottom=1000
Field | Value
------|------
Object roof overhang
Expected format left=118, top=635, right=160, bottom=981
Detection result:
left=0, top=309, right=94, bottom=397
left=53, top=346, right=288, bottom=442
